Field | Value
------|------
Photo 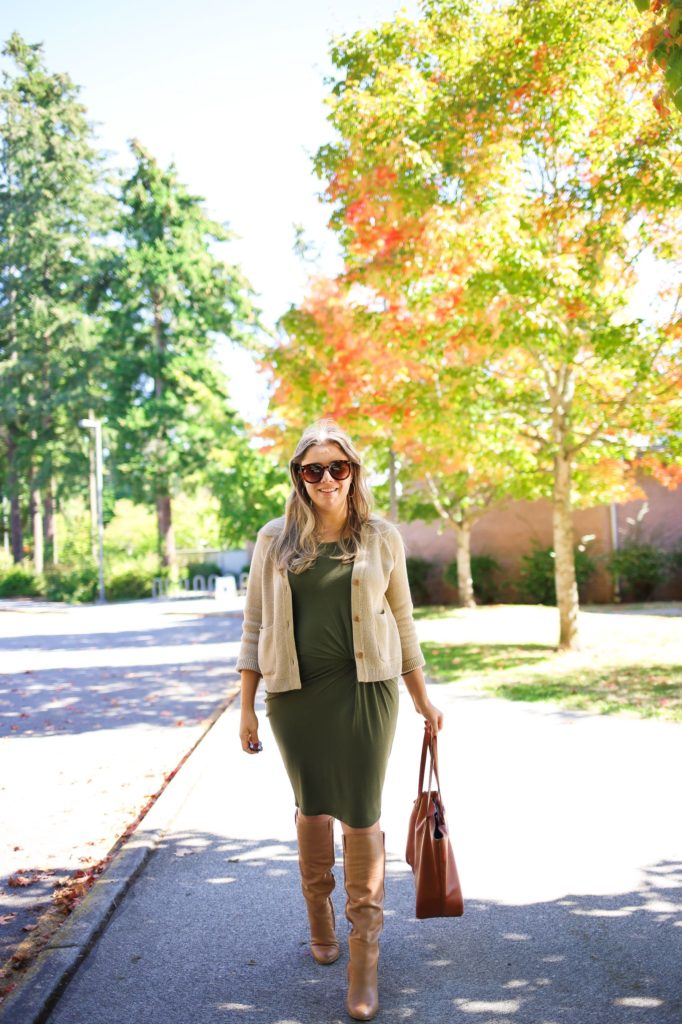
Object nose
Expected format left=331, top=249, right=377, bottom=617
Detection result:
left=319, top=467, right=335, bottom=482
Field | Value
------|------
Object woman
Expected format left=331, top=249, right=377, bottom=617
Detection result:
left=237, top=420, right=443, bottom=1022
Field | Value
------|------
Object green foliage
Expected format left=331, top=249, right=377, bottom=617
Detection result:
left=0, top=566, right=45, bottom=597
left=103, top=499, right=158, bottom=559
left=44, top=564, right=98, bottom=603
left=185, top=560, right=222, bottom=583
left=445, top=554, right=501, bottom=604
left=105, top=142, right=258, bottom=514
left=105, top=565, right=155, bottom=601
left=607, top=542, right=670, bottom=600
left=0, top=33, right=114, bottom=547
left=518, top=545, right=596, bottom=605
left=211, top=436, right=289, bottom=546
left=406, top=555, right=433, bottom=606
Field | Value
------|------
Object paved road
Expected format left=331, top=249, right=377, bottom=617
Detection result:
left=39, top=680, right=682, bottom=1024
left=0, top=598, right=242, bottom=971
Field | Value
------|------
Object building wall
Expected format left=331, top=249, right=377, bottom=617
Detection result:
left=397, top=474, right=682, bottom=604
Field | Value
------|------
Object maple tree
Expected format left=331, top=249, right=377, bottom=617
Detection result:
left=268, top=271, right=538, bottom=606
left=306, top=0, right=682, bottom=646
left=631, top=0, right=682, bottom=114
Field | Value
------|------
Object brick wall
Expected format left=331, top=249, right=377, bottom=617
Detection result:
left=397, top=474, right=682, bottom=604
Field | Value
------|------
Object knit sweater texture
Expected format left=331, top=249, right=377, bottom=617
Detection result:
left=235, top=514, right=425, bottom=693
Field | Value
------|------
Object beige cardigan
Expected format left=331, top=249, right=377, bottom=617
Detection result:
left=236, top=515, right=425, bottom=693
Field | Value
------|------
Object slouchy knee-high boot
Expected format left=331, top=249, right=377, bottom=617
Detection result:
left=295, top=810, right=340, bottom=965
left=342, top=830, right=385, bottom=1021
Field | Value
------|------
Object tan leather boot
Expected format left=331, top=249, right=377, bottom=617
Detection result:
left=295, top=810, right=340, bottom=965
left=342, top=830, right=385, bottom=1021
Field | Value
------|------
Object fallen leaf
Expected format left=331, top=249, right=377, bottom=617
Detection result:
left=8, top=873, right=38, bottom=888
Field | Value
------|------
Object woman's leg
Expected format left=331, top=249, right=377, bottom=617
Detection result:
left=340, top=818, right=385, bottom=1021
left=340, top=820, right=381, bottom=835
left=295, top=810, right=340, bottom=965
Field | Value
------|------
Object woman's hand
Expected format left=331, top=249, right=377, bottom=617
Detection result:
left=417, top=699, right=444, bottom=735
left=401, top=668, right=444, bottom=734
left=239, top=707, right=261, bottom=754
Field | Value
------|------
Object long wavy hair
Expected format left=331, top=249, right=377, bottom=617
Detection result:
left=273, top=420, right=374, bottom=573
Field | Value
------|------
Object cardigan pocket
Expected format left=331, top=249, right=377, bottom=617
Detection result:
left=257, top=625, right=275, bottom=676
left=376, top=602, right=400, bottom=661
left=374, top=607, right=390, bottom=659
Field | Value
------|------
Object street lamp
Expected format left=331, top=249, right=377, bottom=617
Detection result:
left=79, top=417, right=106, bottom=604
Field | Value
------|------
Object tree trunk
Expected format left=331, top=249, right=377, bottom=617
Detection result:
left=455, top=520, right=476, bottom=608
left=44, top=477, right=58, bottom=565
left=156, top=487, right=176, bottom=571
left=388, top=447, right=398, bottom=522
left=553, top=450, right=579, bottom=649
left=31, top=483, right=44, bottom=574
left=88, top=410, right=98, bottom=561
left=152, top=302, right=176, bottom=574
left=7, top=427, right=24, bottom=563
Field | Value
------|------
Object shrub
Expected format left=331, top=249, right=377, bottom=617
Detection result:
left=44, top=565, right=98, bottom=603
left=607, top=542, right=670, bottom=601
left=518, top=544, right=596, bottom=605
left=185, top=560, right=222, bottom=584
left=0, top=566, right=45, bottom=598
left=106, top=567, right=155, bottom=601
left=444, top=554, right=501, bottom=605
left=406, top=556, right=433, bottom=606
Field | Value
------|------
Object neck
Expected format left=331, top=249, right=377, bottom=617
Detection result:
left=315, top=508, right=348, bottom=540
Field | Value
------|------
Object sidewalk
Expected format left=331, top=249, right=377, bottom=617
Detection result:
left=5, top=682, right=681, bottom=1024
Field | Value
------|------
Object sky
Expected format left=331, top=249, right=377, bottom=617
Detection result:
left=2, top=0, right=420, bottom=420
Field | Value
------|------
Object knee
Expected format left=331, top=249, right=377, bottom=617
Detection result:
left=340, top=819, right=380, bottom=836
left=297, top=810, right=334, bottom=825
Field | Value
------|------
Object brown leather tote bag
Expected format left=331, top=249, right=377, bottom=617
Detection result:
left=405, top=724, right=464, bottom=919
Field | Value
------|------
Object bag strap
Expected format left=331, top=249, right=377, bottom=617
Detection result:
left=418, top=722, right=443, bottom=804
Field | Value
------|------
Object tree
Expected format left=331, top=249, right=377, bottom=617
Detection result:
left=313, top=0, right=682, bottom=647
left=269, top=273, right=539, bottom=606
left=0, top=33, right=112, bottom=567
left=209, top=430, right=290, bottom=548
left=104, top=141, right=257, bottom=570
left=631, top=0, right=682, bottom=114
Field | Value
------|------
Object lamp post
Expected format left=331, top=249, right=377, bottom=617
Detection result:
left=79, top=417, right=106, bottom=603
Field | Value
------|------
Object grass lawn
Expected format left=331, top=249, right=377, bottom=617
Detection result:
left=414, top=603, right=682, bottom=721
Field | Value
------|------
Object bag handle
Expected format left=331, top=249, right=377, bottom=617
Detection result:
left=417, top=722, right=443, bottom=804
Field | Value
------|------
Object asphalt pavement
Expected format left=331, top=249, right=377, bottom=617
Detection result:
left=4, top=674, right=679, bottom=1024
left=0, top=596, right=243, bottom=981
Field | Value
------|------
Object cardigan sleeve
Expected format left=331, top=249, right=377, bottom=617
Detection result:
left=235, top=529, right=268, bottom=675
left=384, top=527, right=426, bottom=675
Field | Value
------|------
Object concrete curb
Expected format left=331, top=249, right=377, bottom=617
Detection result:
left=0, top=686, right=241, bottom=1024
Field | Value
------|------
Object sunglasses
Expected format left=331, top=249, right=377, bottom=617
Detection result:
left=296, top=459, right=353, bottom=484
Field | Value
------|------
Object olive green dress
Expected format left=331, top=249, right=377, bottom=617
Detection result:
left=265, top=542, right=399, bottom=828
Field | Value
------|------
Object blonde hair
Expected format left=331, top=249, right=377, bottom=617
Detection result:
left=273, top=420, right=374, bottom=573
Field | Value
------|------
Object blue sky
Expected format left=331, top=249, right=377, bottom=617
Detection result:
left=2, top=0, right=420, bottom=418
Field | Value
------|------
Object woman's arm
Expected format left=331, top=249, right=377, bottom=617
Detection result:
left=402, top=666, right=443, bottom=734
left=239, top=669, right=262, bottom=754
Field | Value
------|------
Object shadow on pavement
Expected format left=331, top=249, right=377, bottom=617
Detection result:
left=0, top=659, right=237, bottom=737
left=44, top=830, right=682, bottom=1024
left=0, top=616, right=236, bottom=653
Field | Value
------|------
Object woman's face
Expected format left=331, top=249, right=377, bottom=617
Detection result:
left=298, top=442, right=354, bottom=518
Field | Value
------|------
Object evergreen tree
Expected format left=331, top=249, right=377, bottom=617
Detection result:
left=105, top=141, right=258, bottom=570
left=0, top=32, right=112, bottom=567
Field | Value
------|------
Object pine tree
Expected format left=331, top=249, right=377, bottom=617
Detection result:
left=0, top=32, right=112, bottom=567
left=105, top=141, right=258, bottom=570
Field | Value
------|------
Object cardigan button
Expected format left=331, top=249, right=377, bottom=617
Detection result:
left=352, top=579, right=360, bottom=586
left=356, top=651, right=364, bottom=658
left=353, top=615, right=360, bottom=622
